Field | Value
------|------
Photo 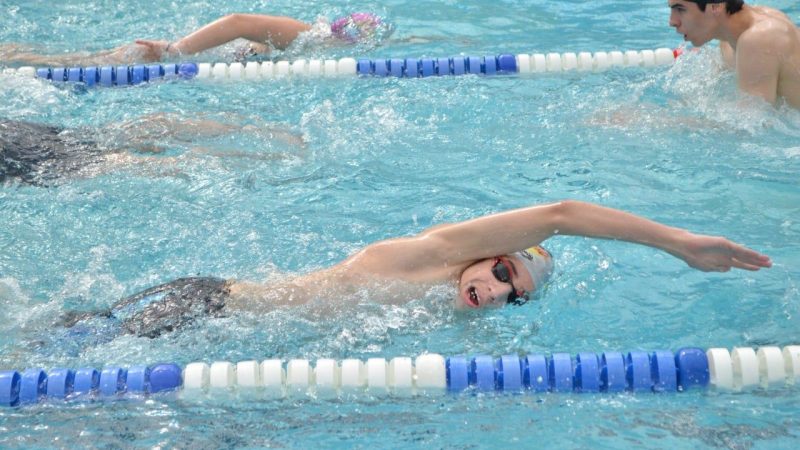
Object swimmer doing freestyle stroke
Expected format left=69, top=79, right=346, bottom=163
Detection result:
left=60, top=200, right=772, bottom=338
left=0, top=12, right=388, bottom=66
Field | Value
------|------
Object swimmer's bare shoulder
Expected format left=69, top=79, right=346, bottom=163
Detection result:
left=733, top=7, right=800, bottom=106
left=718, top=7, right=793, bottom=68
left=336, top=235, right=462, bottom=283
left=752, top=6, right=795, bottom=24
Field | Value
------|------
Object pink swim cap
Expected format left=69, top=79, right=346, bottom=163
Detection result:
left=330, top=12, right=383, bottom=42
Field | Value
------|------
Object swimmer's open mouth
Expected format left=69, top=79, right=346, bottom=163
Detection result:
left=466, top=287, right=480, bottom=308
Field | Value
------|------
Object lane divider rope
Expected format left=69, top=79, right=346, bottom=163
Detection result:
left=0, top=48, right=679, bottom=87
left=1, top=345, right=798, bottom=407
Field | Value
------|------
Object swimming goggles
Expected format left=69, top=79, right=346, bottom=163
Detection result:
left=491, top=258, right=529, bottom=306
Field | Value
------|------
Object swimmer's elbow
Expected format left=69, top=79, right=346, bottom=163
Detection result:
left=224, top=13, right=246, bottom=24
left=222, top=14, right=251, bottom=33
left=548, top=199, right=580, bottom=228
left=416, top=230, right=465, bottom=265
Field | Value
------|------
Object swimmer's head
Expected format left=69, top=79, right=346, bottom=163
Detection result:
left=668, top=1, right=742, bottom=47
left=330, top=13, right=385, bottom=43
left=457, top=246, right=554, bottom=309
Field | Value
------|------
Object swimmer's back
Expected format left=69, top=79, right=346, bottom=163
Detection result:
left=750, top=7, right=800, bottom=107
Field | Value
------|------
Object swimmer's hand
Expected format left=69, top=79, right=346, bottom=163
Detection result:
left=677, top=233, right=772, bottom=272
left=134, top=39, right=176, bottom=62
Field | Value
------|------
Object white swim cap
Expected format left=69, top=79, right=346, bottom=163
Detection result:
left=512, top=246, right=554, bottom=293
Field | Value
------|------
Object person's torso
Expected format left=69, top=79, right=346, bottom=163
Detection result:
left=226, top=262, right=460, bottom=313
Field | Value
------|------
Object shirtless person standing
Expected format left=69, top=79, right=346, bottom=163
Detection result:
left=668, top=1, right=800, bottom=107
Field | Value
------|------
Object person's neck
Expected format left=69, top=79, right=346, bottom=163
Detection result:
left=717, top=5, right=756, bottom=49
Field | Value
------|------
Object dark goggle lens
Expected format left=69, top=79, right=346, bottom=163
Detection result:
left=491, top=260, right=511, bottom=283
left=492, top=259, right=526, bottom=306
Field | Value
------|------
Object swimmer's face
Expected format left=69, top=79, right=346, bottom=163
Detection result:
left=668, top=1, right=719, bottom=47
left=457, top=255, right=535, bottom=310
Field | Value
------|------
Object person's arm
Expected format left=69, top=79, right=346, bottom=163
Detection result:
left=135, top=14, right=312, bottom=61
left=358, top=200, right=771, bottom=275
left=0, top=43, right=143, bottom=66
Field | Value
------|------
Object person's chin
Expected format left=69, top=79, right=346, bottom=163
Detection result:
left=689, top=36, right=709, bottom=47
left=453, top=296, right=482, bottom=312
left=453, top=296, right=472, bottom=311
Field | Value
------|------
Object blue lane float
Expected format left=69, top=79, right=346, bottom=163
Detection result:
left=524, top=354, right=549, bottom=392
left=676, top=347, right=710, bottom=391
left=1, top=346, right=798, bottom=407
left=73, top=367, right=99, bottom=396
left=30, top=62, right=200, bottom=87
left=20, top=368, right=47, bottom=405
left=652, top=350, right=678, bottom=392
left=470, top=355, right=495, bottom=392
left=446, top=356, right=469, bottom=392
left=575, top=353, right=601, bottom=393
left=601, top=352, right=626, bottom=392
left=100, top=367, right=127, bottom=397
left=46, top=368, right=74, bottom=399
left=496, top=355, right=522, bottom=391
left=0, top=371, right=21, bottom=407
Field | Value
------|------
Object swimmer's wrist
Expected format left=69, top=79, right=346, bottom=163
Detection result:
left=164, top=42, right=182, bottom=58
left=663, top=228, right=693, bottom=260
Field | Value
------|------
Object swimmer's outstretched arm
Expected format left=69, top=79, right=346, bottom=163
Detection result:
left=0, top=43, right=143, bottom=66
left=135, top=14, right=312, bottom=61
left=358, top=200, right=772, bottom=275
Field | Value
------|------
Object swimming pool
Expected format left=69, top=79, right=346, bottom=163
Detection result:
left=1, top=0, right=799, bottom=447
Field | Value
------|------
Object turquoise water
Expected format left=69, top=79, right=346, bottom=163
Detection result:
left=1, top=0, right=800, bottom=448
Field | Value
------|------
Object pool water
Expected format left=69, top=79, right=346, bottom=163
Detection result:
left=1, top=0, right=799, bottom=448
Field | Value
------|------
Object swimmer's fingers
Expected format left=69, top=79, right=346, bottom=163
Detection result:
left=704, top=243, right=771, bottom=272
left=133, top=39, right=170, bottom=61
left=730, top=258, right=765, bottom=271
left=683, top=235, right=771, bottom=272
left=728, top=243, right=772, bottom=270
left=134, top=39, right=166, bottom=47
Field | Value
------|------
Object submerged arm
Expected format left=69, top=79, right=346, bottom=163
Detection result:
left=107, top=112, right=303, bottom=150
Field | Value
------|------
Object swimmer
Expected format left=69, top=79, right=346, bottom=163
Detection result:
left=0, top=12, right=387, bottom=67
left=63, top=200, right=772, bottom=338
left=0, top=114, right=304, bottom=186
left=668, top=1, right=800, bottom=108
